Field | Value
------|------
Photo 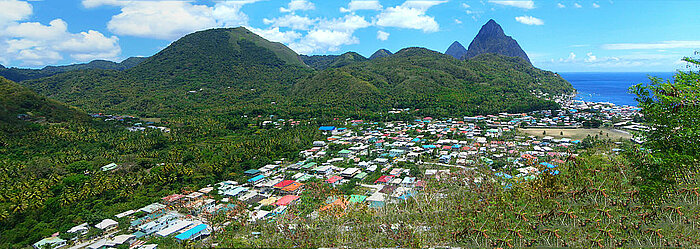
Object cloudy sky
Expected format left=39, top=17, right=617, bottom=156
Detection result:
left=0, top=0, right=698, bottom=72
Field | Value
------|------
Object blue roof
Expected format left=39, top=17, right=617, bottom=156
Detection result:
left=319, top=126, right=336, bottom=131
left=495, top=172, right=513, bottom=179
left=244, top=169, right=261, bottom=175
left=540, top=162, right=557, bottom=168
left=175, top=224, right=208, bottom=240
left=248, top=174, right=265, bottom=182
left=422, top=145, right=436, bottom=149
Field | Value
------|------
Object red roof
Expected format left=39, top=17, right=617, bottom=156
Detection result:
left=326, top=176, right=343, bottom=184
left=162, top=194, right=184, bottom=202
left=274, top=180, right=295, bottom=188
left=375, top=175, right=393, bottom=183
left=275, top=195, right=300, bottom=206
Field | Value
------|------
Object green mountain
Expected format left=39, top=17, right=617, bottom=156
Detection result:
left=301, top=52, right=368, bottom=70
left=465, top=19, right=531, bottom=64
left=292, top=47, right=573, bottom=116
left=22, top=27, right=313, bottom=117
left=21, top=26, right=572, bottom=118
left=0, top=57, right=147, bottom=82
left=369, top=49, right=393, bottom=60
left=0, top=76, right=84, bottom=125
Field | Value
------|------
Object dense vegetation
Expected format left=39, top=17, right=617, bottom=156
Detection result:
left=0, top=77, right=85, bottom=133
left=629, top=55, right=700, bottom=201
left=0, top=57, right=146, bottom=82
left=214, top=141, right=699, bottom=248
left=292, top=48, right=573, bottom=117
left=0, top=112, right=324, bottom=247
left=19, top=27, right=573, bottom=120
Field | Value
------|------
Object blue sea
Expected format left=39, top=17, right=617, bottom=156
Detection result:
left=559, top=72, right=675, bottom=107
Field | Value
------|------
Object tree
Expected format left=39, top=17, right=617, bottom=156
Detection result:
left=629, top=54, right=700, bottom=201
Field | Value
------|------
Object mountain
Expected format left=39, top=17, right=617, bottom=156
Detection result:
left=21, top=26, right=571, bottom=118
left=301, top=52, right=368, bottom=70
left=0, top=76, right=84, bottom=125
left=464, top=19, right=531, bottom=64
left=0, top=57, right=147, bottom=82
left=369, top=49, right=393, bottom=60
left=445, top=41, right=468, bottom=59
left=292, top=47, right=573, bottom=116
left=22, top=27, right=313, bottom=116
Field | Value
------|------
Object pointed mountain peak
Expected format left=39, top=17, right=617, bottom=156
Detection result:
left=445, top=41, right=468, bottom=59
left=369, top=49, right=393, bottom=60
left=465, top=19, right=531, bottom=64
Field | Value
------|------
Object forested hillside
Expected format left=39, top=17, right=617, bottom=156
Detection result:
left=292, top=48, right=572, bottom=117
left=0, top=57, right=146, bottom=82
left=20, top=27, right=572, bottom=120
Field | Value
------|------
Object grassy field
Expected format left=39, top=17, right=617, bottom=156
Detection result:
left=518, top=127, right=632, bottom=140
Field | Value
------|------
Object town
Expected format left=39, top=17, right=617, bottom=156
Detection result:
left=33, top=98, right=642, bottom=249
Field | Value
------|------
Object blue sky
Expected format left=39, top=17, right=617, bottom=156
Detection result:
left=0, top=0, right=698, bottom=72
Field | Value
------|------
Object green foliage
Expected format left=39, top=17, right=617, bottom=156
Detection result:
left=629, top=55, right=700, bottom=201
left=0, top=57, right=146, bottom=82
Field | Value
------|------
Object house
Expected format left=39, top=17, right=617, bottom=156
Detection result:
left=111, top=234, right=136, bottom=246
left=340, top=167, right=360, bottom=178
left=33, top=237, right=67, bottom=249
left=275, top=195, right=301, bottom=206
left=156, top=220, right=193, bottom=237
left=374, top=175, right=393, bottom=184
left=366, top=192, right=386, bottom=208
left=273, top=180, right=295, bottom=190
left=175, top=224, right=209, bottom=241
left=338, top=149, right=352, bottom=158
left=100, top=163, right=118, bottom=172
left=95, top=218, right=118, bottom=231
left=139, top=203, right=166, bottom=214
left=244, top=169, right=261, bottom=176
left=326, top=175, right=343, bottom=185
left=312, top=141, right=326, bottom=147
left=281, top=182, right=304, bottom=193
left=67, top=222, right=89, bottom=235
left=248, top=174, right=265, bottom=183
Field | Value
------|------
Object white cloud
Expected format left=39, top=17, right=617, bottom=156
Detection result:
left=488, top=0, right=535, bottom=9
left=263, top=14, right=317, bottom=30
left=584, top=52, right=597, bottom=62
left=340, top=0, right=382, bottom=12
left=290, top=29, right=358, bottom=54
left=318, top=14, right=371, bottom=31
left=560, top=52, right=576, bottom=62
left=280, top=0, right=315, bottom=13
left=573, top=3, right=582, bottom=8
left=2, top=18, right=120, bottom=66
left=377, top=30, right=389, bottom=41
left=557, top=3, right=565, bottom=8
left=105, top=2, right=216, bottom=40
left=592, top=3, right=600, bottom=8
left=515, top=15, right=543, bottom=25
left=81, top=0, right=261, bottom=40
left=246, top=27, right=302, bottom=44
left=454, top=18, right=462, bottom=24
left=375, top=1, right=446, bottom=33
left=0, top=0, right=32, bottom=24
left=602, top=41, right=700, bottom=50
left=462, top=3, right=471, bottom=8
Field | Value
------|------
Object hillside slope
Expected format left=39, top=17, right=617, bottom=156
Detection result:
left=22, top=27, right=313, bottom=116
left=0, top=57, right=146, bottom=82
left=292, top=47, right=573, bottom=116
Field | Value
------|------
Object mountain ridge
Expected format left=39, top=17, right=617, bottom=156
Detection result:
left=445, top=41, right=468, bottom=59
left=465, top=19, right=531, bottom=64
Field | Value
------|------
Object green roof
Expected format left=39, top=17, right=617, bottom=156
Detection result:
left=349, top=195, right=367, bottom=203
left=338, top=149, right=352, bottom=154
left=353, top=172, right=368, bottom=179
left=301, top=162, right=317, bottom=169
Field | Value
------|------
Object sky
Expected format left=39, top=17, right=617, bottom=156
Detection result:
left=0, top=0, right=698, bottom=72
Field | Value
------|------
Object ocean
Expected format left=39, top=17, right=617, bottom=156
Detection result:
left=559, top=72, right=676, bottom=107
